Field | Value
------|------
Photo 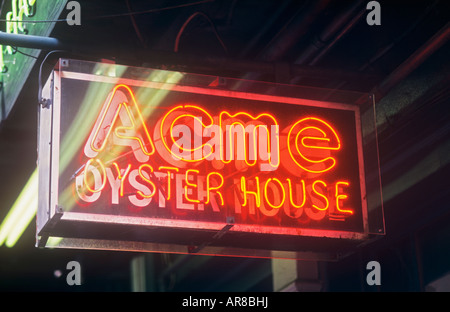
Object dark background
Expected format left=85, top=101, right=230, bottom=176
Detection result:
left=0, top=0, right=449, bottom=292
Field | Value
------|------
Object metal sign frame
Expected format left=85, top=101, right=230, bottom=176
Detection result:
left=37, top=59, right=384, bottom=260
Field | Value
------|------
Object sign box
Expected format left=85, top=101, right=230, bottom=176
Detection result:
left=37, top=59, right=384, bottom=260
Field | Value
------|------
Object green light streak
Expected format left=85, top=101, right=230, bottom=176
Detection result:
left=1, top=64, right=184, bottom=248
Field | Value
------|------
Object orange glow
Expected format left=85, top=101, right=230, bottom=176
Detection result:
left=184, top=169, right=200, bottom=203
left=84, top=158, right=106, bottom=193
left=83, top=158, right=106, bottom=193
left=335, top=181, right=353, bottom=215
left=240, top=176, right=261, bottom=207
left=311, top=180, right=329, bottom=211
left=160, top=105, right=280, bottom=169
left=111, top=162, right=131, bottom=197
left=137, top=164, right=157, bottom=199
left=206, top=172, right=224, bottom=206
left=286, top=178, right=306, bottom=208
left=220, top=111, right=279, bottom=169
left=287, top=117, right=341, bottom=174
left=298, top=126, right=331, bottom=149
left=171, top=105, right=214, bottom=155
left=158, top=166, right=179, bottom=200
left=160, top=104, right=214, bottom=162
left=89, top=84, right=155, bottom=159
left=114, top=103, right=152, bottom=155
left=74, top=82, right=364, bottom=236
left=160, top=105, right=183, bottom=158
left=264, top=178, right=285, bottom=209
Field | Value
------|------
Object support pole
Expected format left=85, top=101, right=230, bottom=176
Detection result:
left=0, top=31, right=67, bottom=51
left=272, top=259, right=326, bottom=292
left=0, top=31, right=380, bottom=85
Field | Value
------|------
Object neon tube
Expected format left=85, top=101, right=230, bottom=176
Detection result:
left=0, top=169, right=37, bottom=247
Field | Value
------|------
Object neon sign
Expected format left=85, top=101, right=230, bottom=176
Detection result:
left=38, top=59, right=383, bottom=258
left=0, top=0, right=37, bottom=72
left=72, top=83, right=362, bottom=230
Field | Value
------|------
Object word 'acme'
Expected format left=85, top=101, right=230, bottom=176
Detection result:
left=84, top=84, right=341, bottom=174
left=74, top=84, right=354, bottom=219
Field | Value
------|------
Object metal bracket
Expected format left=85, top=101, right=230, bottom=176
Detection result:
left=188, top=217, right=235, bottom=254
left=36, top=206, right=64, bottom=248
left=39, top=98, right=52, bottom=108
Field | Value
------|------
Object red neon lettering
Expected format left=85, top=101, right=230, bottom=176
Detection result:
left=158, top=105, right=279, bottom=170
left=240, top=176, right=261, bottom=207
left=75, top=162, right=356, bottom=222
left=160, top=105, right=214, bottom=162
left=76, top=83, right=360, bottom=225
left=286, top=178, right=306, bottom=208
left=220, top=111, right=279, bottom=170
left=311, top=180, right=329, bottom=211
left=85, top=84, right=155, bottom=162
left=127, top=169, right=153, bottom=208
left=206, top=172, right=224, bottom=206
left=185, top=169, right=200, bottom=203
left=158, top=166, right=179, bottom=200
left=335, top=181, right=353, bottom=215
left=137, top=164, right=157, bottom=199
left=111, top=162, right=131, bottom=197
left=287, top=117, right=341, bottom=174
left=83, top=159, right=106, bottom=193
left=264, top=178, right=285, bottom=209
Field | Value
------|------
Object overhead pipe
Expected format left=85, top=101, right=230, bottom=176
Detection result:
left=234, top=0, right=331, bottom=84
left=238, top=0, right=294, bottom=59
left=287, top=0, right=366, bottom=88
left=352, top=20, right=450, bottom=104
left=293, top=0, right=365, bottom=66
left=0, top=31, right=68, bottom=51
left=0, top=30, right=379, bottom=83
left=136, top=49, right=381, bottom=83
left=374, top=21, right=450, bottom=99
left=310, top=0, right=442, bottom=102
left=358, top=0, right=440, bottom=73
left=256, top=0, right=332, bottom=62
left=308, top=6, right=366, bottom=66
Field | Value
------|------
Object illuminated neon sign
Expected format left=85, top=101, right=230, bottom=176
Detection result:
left=68, top=79, right=366, bottom=232
left=38, top=59, right=383, bottom=259
left=0, top=0, right=37, bottom=72
left=74, top=84, right=356, bottom=224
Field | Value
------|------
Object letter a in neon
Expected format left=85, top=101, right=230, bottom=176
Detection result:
left=84, top=84, right=155, bottom=163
